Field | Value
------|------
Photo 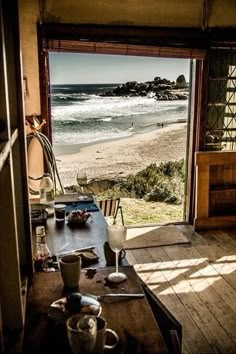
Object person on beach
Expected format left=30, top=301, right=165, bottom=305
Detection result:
left=129, top=122, right=134, bottom=131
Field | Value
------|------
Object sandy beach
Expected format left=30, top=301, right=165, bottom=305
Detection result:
left=55, top=122, right=187, bottom=187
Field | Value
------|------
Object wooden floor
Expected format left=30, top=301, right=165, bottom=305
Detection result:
left=126, top=225, right=236, bottom=354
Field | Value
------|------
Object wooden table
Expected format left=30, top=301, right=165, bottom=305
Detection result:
left=23, top=267, right=168, bottom=354
left=41, top=209, right=110, bottom=268
left=28, top=207, right=168, bottom=353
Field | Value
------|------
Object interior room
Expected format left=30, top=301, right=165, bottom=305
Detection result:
left=0, top=0, right=236, bottom=353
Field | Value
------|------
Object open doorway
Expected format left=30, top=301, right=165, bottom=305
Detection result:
left=48, top=52, right=190, bottom=226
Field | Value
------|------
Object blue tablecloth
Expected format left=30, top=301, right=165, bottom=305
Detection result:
left=65, top=202, right=99, bottom=213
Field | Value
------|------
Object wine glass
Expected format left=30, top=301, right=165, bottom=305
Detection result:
left=77, top=168, right=87, bottom=194
left=106, top=224, right=127, bottom=283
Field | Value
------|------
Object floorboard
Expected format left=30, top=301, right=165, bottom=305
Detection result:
left=126, top=226, right=236, bottom=354
left=130, top=247, right=212, bottom=354
left=180, top=246, right=236, bottom=314
left=164, top=245, right=236, bottom=345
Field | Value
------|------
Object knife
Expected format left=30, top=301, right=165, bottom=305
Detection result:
left=89, top=293, right=145, bottom=302
left=58, top=246, right=95, bottom=257
left=48, top=292, right=144, bottom=324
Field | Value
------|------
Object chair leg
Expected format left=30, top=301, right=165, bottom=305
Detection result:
left=169, top=329, right=182, bottom=354
left=119, top=206, right=124, bottom=225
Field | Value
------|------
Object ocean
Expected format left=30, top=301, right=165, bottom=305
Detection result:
left=51, top=84, right=188, bottom=146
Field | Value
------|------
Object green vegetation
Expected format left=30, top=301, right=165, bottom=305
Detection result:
left=97, top=160, right=185, bottom=225
left=121, top=198, right=183, bottom=225
left=98, top=160, right=185, bottom=204
left=121, top=161, right=184, bottom=204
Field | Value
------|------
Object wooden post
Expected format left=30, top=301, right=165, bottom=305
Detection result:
left=0, top=302, right=4, bottom=353
left=0, top=162, right=24, bottom=329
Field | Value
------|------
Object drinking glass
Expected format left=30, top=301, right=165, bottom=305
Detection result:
left=106, top=224, right=127, bottom=283
left=77, top=168, right=87, bottom=194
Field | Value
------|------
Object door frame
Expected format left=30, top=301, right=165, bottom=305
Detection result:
left=37, top=23, right=232, bottom=223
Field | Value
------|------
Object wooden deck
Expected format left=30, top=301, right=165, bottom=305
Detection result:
left=126, top=225, right=236, bottom=354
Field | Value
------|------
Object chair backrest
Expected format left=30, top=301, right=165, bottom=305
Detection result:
left=98, top=198, right=120, bottom=218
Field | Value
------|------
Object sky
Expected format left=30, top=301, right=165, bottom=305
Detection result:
left=49, top=52, right=190, bottom=85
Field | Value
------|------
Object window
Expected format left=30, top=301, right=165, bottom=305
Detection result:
left=206, top=50, right=236, bottom=151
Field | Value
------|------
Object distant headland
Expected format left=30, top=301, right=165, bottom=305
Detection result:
left=100, top=75, right=189, bottom=101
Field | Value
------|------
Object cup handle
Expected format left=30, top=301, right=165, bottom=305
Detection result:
left=104, top=328, right=119, bottom=350
left=120, top=249, right=126, bottom=259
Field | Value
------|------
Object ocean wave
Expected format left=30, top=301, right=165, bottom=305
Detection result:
left=51, top=84, right=188, bottom=145
left=51, top=94, right=91, bottom=104
left=99, top=117, right=112, bottom=122
left=52, top=127, right=134, bottom=145
left=52, top=97, right=187, bottom=121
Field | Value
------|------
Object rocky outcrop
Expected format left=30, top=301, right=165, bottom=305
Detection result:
left=85, top=178, right=119, bottom=194
left=100, top=75, right=189, bottom=100
left=65, top=178, right=121, bottom=195
left=176, top=75, right=187, bottom=88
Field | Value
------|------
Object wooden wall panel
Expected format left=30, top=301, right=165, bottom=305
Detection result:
left=195, top=151, right=236, bottom=230
left=41, top=0, right=236, bottom=28
left=42, top=0, right=203, bottom=28
left=195, top=165, right=209, bottom=219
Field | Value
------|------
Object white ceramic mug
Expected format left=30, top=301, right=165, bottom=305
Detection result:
left=59, top=254, right=81, bottom=289
left=93, top=316, right=119, bottom=353
left=66, top=314, right=97, bottom=354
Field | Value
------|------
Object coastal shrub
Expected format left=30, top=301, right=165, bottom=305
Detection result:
left=157, top=160, right=185, bottom=180
left=96, top=160, right=185, bottom=205
left=145, top=176, right=184, bottom=205
left=118, top=160, right=185, bottom=204
left=96, top=186, right=123, bottom=200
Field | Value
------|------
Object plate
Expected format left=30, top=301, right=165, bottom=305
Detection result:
left=48, top=293, right=102, bottom=324
left=66, top=210, right=90, bottom=226
left=78, top=195, right=89, bottom=201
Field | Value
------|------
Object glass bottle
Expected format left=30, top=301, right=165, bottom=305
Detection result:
left=35, top=225, right=51, bottom=258
left=39, top=173, right=55, bottom=216
left=34, top=225, right=51, bottom=271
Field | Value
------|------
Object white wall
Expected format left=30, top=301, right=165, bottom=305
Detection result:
left=19, top=0, right=40, bottom=116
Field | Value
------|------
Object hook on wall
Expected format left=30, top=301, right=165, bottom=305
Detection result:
left=25, top=114, right=46, bottom=132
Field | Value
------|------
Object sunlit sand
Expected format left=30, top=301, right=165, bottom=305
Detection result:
left=54, top=122, right=187, bottom=187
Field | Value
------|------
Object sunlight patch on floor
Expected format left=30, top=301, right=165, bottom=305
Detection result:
left=215, top=255, right=236, bottom=262
left=132, top=256, right=233, bottom=294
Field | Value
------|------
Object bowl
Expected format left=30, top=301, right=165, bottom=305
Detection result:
left=67, top=210, right=90, bottom=226
left=30, top=203, right=48, bottom=224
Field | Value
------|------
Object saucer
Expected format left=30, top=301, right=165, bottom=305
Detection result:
left=48, top=293, right=102, bottom=324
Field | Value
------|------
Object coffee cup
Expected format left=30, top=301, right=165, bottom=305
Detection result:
left=103, top=241, right=126, bottom=266
left=66, top=314, right=97, bottom=354
left=93, top=316, right=119, bottom=353
left=66, top=314, right=118, bottom=354
left=59, top=254, right=81, bottom=289
left=54, top=203, right=66, bottom=222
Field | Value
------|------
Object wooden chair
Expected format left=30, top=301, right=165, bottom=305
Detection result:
left=98, top=198, right=124, bottom=225
left=141, top=280, right=182, bottom=354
